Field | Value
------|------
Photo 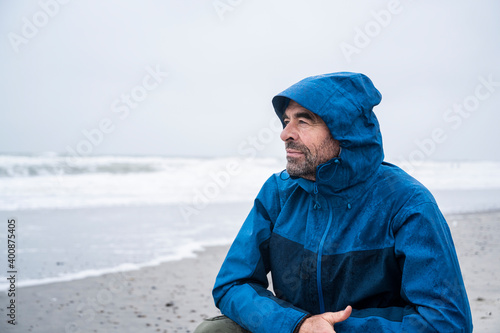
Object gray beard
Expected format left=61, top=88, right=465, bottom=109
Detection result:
left=285, top=138, right=337, bottom=180
left=286, top=150, right=316, bottom=180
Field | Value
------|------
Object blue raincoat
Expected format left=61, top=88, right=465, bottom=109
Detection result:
left=213, top=73, right=472, bottom=332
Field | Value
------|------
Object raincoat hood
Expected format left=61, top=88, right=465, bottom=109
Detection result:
left=272, top=72, right=383, bottom=192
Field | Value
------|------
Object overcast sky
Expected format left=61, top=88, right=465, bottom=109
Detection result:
left=1, top=0, right=499, bottom=162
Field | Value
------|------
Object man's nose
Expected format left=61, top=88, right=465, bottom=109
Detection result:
left=280, top=122, right=298, bottom=142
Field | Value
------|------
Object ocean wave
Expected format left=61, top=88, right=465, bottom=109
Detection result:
left=0, top=240, right=231, bottom=292
left=0, top=155, right=284, bottom=211
left=0, top=154, right=499, bottom=211
left=0, top=154, right=195, bottom=177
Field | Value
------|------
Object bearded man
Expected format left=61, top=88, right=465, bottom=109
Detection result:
left=194, top=72, right=472, bottom=333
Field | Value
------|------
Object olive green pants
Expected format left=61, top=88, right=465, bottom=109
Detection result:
left=194, top=315, right=250, bottom=333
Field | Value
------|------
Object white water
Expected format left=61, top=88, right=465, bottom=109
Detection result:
left=0, top=154, right=284, bottom=211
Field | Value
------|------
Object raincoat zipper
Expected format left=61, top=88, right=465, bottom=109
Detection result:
left=316, top=192, right=333, bottom=314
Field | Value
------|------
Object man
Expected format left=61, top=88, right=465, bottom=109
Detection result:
left=195, top=72, right=472, bottom=332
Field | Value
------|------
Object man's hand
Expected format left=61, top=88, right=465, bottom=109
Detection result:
left=298, top=306, right=352, bottom=333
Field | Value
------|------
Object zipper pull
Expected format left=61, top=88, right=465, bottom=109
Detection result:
left=313, top=183, right=321, bottom=209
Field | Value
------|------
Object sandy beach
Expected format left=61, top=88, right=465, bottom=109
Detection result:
left=1, top=210, right=499, bottom=332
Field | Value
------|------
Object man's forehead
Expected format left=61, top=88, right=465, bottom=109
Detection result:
left=283, top=100, right=318, bottom=119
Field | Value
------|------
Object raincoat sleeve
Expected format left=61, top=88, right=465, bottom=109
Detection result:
left=335, top=201, right=473, bottom=332
left=212, top=175, right=310, bottom=333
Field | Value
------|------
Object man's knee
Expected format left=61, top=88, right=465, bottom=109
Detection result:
left=194, top=315, right=249, bottom=333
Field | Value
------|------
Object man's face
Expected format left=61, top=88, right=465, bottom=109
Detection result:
left=280, top=100, right=340, bottom=181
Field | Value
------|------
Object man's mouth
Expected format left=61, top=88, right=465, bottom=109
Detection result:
left=286, top=148, right=304, bottom=158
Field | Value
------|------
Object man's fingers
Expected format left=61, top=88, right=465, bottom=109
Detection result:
left=323, top=305, right=352, bottom=325
left=338, top=305, right=352, bottom=322
left=298, top=307, right=352, bottom=333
